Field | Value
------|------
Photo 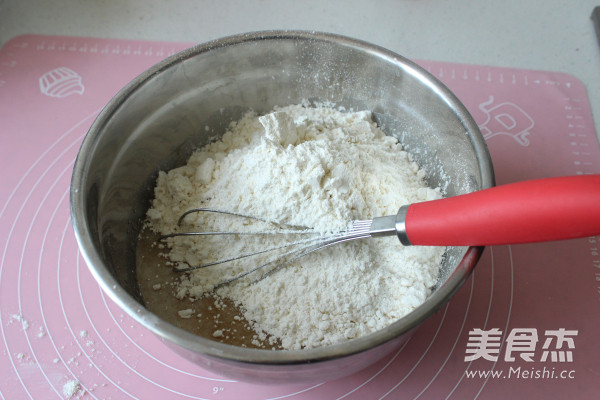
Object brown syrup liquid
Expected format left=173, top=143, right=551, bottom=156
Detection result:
left=135, top=228, right=281, bottom=349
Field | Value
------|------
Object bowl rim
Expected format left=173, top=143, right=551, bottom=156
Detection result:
left=70, top=29, right=495, bottom=365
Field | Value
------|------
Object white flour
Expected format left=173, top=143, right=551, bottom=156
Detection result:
left=62, top=380, right=80, bottom=398
left=146, top=103, right=445, bottom=350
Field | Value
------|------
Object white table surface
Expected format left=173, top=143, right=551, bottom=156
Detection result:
left=1, top=0, right=599, bottom=140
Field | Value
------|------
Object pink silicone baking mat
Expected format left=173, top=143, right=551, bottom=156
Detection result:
left=1, top=35, right=599, bottom=399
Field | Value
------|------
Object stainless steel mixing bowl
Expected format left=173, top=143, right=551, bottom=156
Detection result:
left=70, top=30, right=494, bottom=383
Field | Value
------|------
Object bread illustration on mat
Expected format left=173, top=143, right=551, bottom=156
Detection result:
left=39, top=67, right=85, bottom=98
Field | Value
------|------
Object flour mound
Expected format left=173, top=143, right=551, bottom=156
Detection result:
left=146, top=103, right=444, bottom=350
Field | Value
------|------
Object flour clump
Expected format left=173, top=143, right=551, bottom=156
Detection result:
left=146, top=103, right=445, bottom=350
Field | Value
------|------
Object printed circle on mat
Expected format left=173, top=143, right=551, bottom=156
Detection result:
left=1, top=111, right=100, bottom=399
left=0, top=111, right=515, bottom=399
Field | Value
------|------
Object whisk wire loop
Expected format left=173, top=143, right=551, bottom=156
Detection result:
left=159, top=208, right=397, bottom=287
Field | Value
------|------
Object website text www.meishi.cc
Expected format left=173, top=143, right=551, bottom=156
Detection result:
left=465, top=366, right=575, bottom=380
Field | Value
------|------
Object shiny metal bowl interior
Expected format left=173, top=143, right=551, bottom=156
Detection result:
left=70, top=31, right=494, bottom=383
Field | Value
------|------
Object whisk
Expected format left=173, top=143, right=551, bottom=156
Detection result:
left=160, top=175, right=600, bottom=287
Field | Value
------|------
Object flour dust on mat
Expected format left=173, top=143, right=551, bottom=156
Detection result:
left=144, top=103, right=445, bottom=350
